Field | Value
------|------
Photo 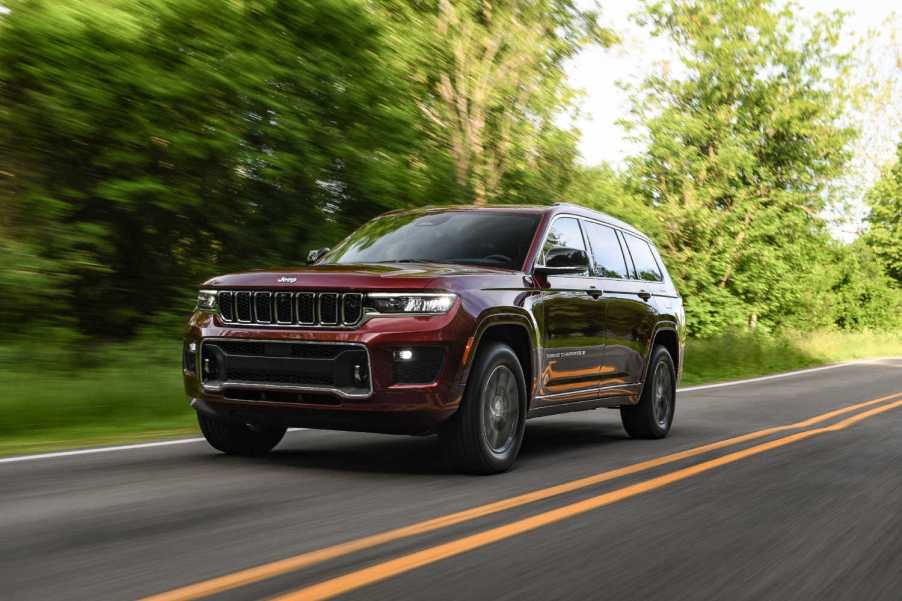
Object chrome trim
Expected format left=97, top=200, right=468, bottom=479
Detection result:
left=253, top=291, right=272, bottom=324
left=318, top=292, right=339, bottom=325
left=207, top=290, right=455, bottom=329
left=296, top=292, right=317, bottom=325
left=199, top=338, right=373, bottom=399
left=534, top=381, right=636, bottom=401
left=235, top=291, right=253, bottom=323
left=274, top=292, right=293, bottom=324
left=341, top=292, right=363, bottom=325
left=218, top=291, right=235, bottom=322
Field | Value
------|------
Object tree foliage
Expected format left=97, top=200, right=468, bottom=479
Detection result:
left=864, top=140, right=902, bottom=284
left=626, top=0, right=860, bottom=335
left=0, top=0, right=898, bottom=341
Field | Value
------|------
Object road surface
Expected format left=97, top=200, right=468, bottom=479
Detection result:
left=3, top=358, right=902, bottom=601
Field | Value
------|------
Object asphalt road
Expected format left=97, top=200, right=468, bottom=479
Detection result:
left=3, top=358, right=902, bottom=601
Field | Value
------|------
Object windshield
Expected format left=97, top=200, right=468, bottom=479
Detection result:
left=322, top=210, right=541, bottom=270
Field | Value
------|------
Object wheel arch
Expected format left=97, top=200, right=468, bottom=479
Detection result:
left=460, top=309, right=540, bottom=409
left=636, top=323, right=681, bottom=402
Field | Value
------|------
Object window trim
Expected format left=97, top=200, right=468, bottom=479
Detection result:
left=582, top=219, right=630, bottom=280
left=531, top=212, right=665, bottom=284
left=622, top=231, right=664, bottom=283
left=533, top=214, right=591, bottom=278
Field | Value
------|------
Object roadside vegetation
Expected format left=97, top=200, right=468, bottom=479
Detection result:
left=0, top=0, right=900, bottom=455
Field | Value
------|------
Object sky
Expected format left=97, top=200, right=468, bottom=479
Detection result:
left=567, top=0, right=900, bottom=168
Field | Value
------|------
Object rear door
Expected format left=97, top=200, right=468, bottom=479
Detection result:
left=614, top=232, right=664, bottom=383
left=582, top=220, right=637, bottom=391
left=535, top=216, right=605, bottom=404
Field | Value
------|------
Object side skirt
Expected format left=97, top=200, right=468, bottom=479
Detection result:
left=527, top=394, right=634, bottom=419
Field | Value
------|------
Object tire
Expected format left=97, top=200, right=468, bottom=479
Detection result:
left=197, top=412, right=286, bottom=456
left=440, top=342, right=527, bottom=474
left=620, top=345, right=676, bottom=439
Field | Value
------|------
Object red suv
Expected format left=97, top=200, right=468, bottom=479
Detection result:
left=184, top=204, right=685, bottom=473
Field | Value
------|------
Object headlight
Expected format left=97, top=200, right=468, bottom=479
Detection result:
left=365, top=293, right=456, bottom=315
left=196, top=290, right=218, bottom=311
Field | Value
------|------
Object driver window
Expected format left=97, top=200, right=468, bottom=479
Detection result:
left=541, top=217, right=588, bottom=276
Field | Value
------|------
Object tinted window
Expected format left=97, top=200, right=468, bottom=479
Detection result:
left=624, top=234, right=663, bottom=282
left=324, top=211, right=540, bottom=270
left=541, top=217, right=588, bottom=276
left=584, top=221, right=628, bottom=278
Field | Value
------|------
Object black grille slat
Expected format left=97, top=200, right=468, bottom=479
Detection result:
left=254, top=292, right=272, bottom=323
left=235, top=292, right=252, bottom=322
left=214, top=290, right=363, bottom=328
left=297, top=293, right=316, bottom=324
left=319, top=293, right=339, bottom=325
left=342, top=293, right=363, bottom=325
left=218, top=292, right=234, bottom=321
left=274, top=292, right=293, bottom=323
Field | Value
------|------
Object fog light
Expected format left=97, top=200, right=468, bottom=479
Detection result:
left=394, top=349, right=414, bottom=361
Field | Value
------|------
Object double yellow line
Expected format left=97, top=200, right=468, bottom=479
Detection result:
left=144, top=391, right=902, bottom=601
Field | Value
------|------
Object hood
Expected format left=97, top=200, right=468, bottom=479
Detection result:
left=202, top=262, right=518, bottom=290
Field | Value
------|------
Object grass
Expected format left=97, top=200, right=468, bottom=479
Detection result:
left=0, top=330, right=899, bottom=457
left=682, top=330, right=902, bottom=385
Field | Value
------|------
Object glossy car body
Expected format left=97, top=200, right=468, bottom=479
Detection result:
left=183, top=203, right=685, bottom=436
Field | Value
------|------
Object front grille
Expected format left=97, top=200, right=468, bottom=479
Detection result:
left=201, top=339, right=371, bottom=398
left=217, top=290, right=364, bottom=327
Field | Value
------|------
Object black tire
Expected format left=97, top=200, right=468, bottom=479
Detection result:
left=620, top=345, right=676, bottom=439
left=197, top=412, right=286, bottom=456
left=439, top=342, right=527, bottom=474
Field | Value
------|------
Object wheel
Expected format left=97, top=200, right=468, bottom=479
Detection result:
left=439, top=342, right=527, bottom=474
left=197, top=412, right=286, bottom=456
left=620, top=345, right=676, bottom=439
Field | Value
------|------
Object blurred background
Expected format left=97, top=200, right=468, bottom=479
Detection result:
left=0, top=0, right=899, bottom=455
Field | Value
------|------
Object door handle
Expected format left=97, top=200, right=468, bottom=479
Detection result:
left=637, top=290, right=651, bottom=301
left=587, top=286, right=603, bottom=299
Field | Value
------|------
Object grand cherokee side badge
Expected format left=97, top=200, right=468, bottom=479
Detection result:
left=277, top=276, right=297, bottom=283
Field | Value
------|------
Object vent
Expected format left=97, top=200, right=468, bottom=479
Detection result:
left=342, top=293, right=363, bottom=324
left=201, top=340, right=371, bottom=398
left=297, top=292, right=316, bottom=324
left=254, top=292, right=272, bottom=323
left=215, top=291, right=365, bottom=328
left=319, top=293, right=339, bottom=325
left=219, top=291, right=234, bottom=321
left=235, top=292, right=252, bottom=322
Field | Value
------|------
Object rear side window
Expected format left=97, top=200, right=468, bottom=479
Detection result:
left=541, top=217, right=588, bottom=276
left=583, top=221, right=628, bottom=278
left=624, top=234, right=663, bottom=282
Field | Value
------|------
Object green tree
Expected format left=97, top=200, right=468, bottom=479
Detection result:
left=0, top=0, right=431, bottom=336
left=408, top=0, right=615, bottom=205
left=864, top=140, right=902, bottom=283
left=627, top=0, right=856, bottom=335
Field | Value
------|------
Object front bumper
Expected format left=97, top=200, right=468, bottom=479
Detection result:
left=183, top=308, right=474, bottom=434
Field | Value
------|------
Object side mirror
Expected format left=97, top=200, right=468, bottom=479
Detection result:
left=306, top=247, right=330, bottom=264
left=534, top=247, right=589, bottom=276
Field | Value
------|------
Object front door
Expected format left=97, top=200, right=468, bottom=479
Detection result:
left=534, top=217, right=605, bottom=404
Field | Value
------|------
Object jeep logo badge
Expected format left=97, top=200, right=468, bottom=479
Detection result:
left=277, top=276, right=297, bottom=283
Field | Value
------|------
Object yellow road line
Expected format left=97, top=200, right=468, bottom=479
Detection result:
left=273, top=396, right=902, bottom=601
left=141, top=392, right=901, bottom=601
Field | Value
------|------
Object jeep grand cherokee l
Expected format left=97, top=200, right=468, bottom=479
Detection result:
left=183, top=204, right=685, bottom=473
